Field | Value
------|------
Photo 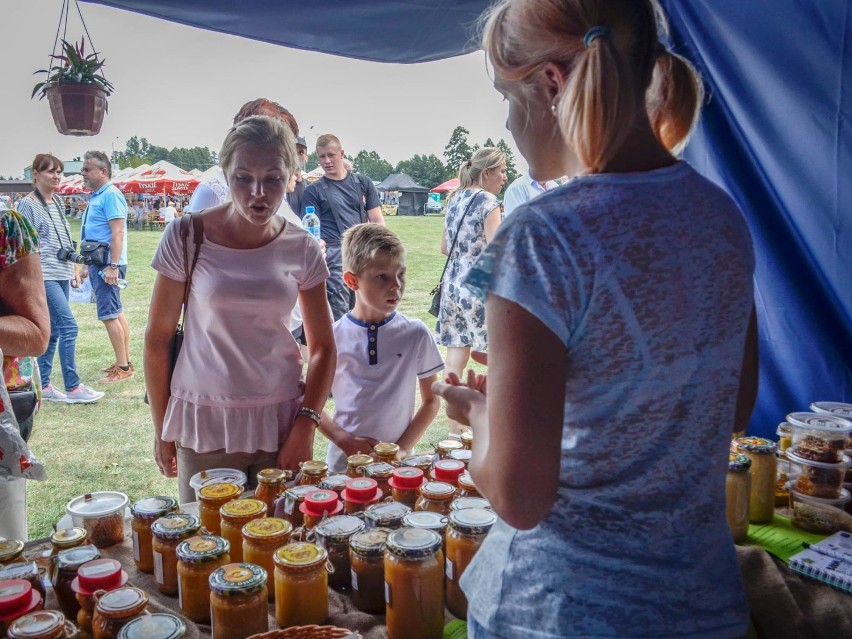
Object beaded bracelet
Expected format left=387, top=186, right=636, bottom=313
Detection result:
left=296, top=406, right=321, bottom=426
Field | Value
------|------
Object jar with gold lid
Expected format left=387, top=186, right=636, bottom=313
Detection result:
left=460, top=429, right=473, bottom=450
left=273, top=543, right=329, bottom=628
left=197, top=483, right=243, bottom=536
left=208, top=564, right=268, bottom=639
left=313, top=515, right=364, bottom=590
left=241, top=519, right=292, bottom=601
left=0, top=579, right=44, bottom=637
left=254, top=469, right=291, bottom=514
left=726, top=453, right=752, bottom=543
left=457, top=471, right=481, bottom=498
left=151, top=515, right=201, bottom=596
left=446, top=508, right=497, bottom=619
left=436, top=438, right=464, bottom=459
left=733, top=437, right=777, bottom=524
left=0, top=540, right=24, bottom=565
left=273, top=484, right=317, bottom=529
left=348, top=529, right=388, bottom=614
left=8, top=610, right=76, bottom=639
left=219, top=499, right=266, bottom=563
left=372, top=442, right=400, bottom=464
left=388, top=467, right=424, bottom=506
left=415, top=481, right=456, bottom=515
left=71, top=559, right=128, bottom=639
left=318, top=474, right=349, bottom=498
left=364, top=502, right=411, bottom=530
left=340, top=478, right=382, bottom=514
left=399, top=454, right=433, bottom=474
left=129, top=498, right=177, bottom=575
left=175, top=536, right=230, bottom=623
left=384, top=528, right=444, bottom=639
left=92, top=587, right=149, bottom=639
left=431, top=459, right=465, bottom=487
left=47, top=529, right=88, bottom=581
left=362, top=462, right=395, bottom=496
left=51, top=545, right=100, bottom=620
left=299, top=490, right=343, bottom=530
left=345, top=454, right=373, bottom=478
left=295, top=460, right=328, bottom=486
left=118, top=614, right=185, bottom=639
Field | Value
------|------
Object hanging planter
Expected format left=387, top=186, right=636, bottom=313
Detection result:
left=43, top=81, right=109, bottom=136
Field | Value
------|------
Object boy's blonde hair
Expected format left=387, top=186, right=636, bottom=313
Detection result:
left=342, top=224, right=405, bottom=275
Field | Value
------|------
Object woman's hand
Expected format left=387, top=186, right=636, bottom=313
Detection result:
left=70, top=266, right=81, bottom=289
left=433, top=370, right=487, bottom=427
left=277, top=416, right=316, bottom=472
left=154, top=438, right=178, bottom=477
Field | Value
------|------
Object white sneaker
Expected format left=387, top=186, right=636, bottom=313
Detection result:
left=41, top=385, right=68, bottom=402
left=65, top=384, right=105, bottom=404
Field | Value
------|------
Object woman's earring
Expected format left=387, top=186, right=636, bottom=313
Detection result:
left=550, top=103, right=558, bottom=116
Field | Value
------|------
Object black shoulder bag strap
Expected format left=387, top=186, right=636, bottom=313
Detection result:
left=430, top=191, right=484, bottom=296
left=178, top=213, right=205, bottom=330
left=32, top=189, right=74, bottom=249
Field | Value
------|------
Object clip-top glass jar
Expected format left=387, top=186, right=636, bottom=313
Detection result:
left=150, top=514, right=201, bottom=596
left=445, top=508, right=497, bottom=619
left=345, top=454, right=373, bottom=479
left=7, top=610, right=76, bottom=639
left=341, top=478, right=382, bottom=514
left=313, top=515, right=365, bottom=590
left=726, top=453, right=752, bottom=544
left=733, top=437, right=777, bottom=524
left=432, top=459, right=465, bottom=487
left=197, top=483, right=243, bottom=536
left=273, top=543, right=329, bottom=629
left=175, top=536, right=230, bottom=623
left=0, top=580, right=44, bottom=638
left=274, top=484, right=318, bottom=529
left=399, top=455, right=433, bottom=474
left=348, top=529, right=389, bottom=614
left=92, top=587, right=149, bottom=639
left=318, top=474, right=349, bottom=498
left=364, top=502, right=411, bottom=530
left=47, top=529, right=88, bottom=582
left=384, top=528, right=444, bottom=639
left=295, top=460, right=328, bottom=486
left=254, top=469, right=291, bottom=514
left=388, top=467, right=424, bottom=507
left=129, top=498, right=177, bottom=575
left=416, top=481, right=456, bottom=515
left=118, top=614, right=185, bottom=639
left=300, top=490, right=343, bottom=529
left=219, top=499, right=267, bottom=563
left=70, top=558, right=128, bottom=639
left=51, top=545, right=100, bottom=620
left=241, top=519, right=292, bottom=601
left=372, top=442, right=400, bottom=464
left=208, top=564, right=268, bottom=639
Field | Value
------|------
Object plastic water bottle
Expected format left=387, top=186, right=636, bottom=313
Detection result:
left=99, top=269, right=128, bottom=290
left=302, top=206, right=321, bottom=241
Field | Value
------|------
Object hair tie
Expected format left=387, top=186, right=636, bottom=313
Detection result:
left=583, top=26, right=610, bottom=48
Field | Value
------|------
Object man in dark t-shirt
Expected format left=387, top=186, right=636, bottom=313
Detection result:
left=302, top=133, right=384, bottom=320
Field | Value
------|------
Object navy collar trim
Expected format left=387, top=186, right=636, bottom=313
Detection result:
left=345, top=311, right=396, bottom=328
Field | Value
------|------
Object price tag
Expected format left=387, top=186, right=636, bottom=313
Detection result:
left=153, top=551, right=164, bottom=585
left=131, top=530, right=139, bottom=562
left=351, top=568, right=358, bottom=591
left=384, top=580, right=392, bottom=608
left=446, top=557, right=455, bottom=581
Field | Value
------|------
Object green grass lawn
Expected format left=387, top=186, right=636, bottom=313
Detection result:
left=26, top=214, right=460, bottom=539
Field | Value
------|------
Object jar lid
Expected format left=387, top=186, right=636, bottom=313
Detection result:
left=787, top=412, right=852, bottom=432
left=420, top=480, right=456, bottom=500
left=448, top=449, right=472, bottom=464
left=220, top=499, right=267, bottom=520
left=388, top=467, right=424, bottom=490
left=242, top=518, right=293, bottom=541
left=71, top=558, right=128, bottom=596
left=65, top=491, right=128, bottom=519
left=198, top=482, right=243, bottom=502
left=49, top=528, right=87, bottom=548
left=433, top=459, right=465, bottom=482
left=319, top=474, right=349, bottom=493
left=0, top=540, right=24, bottom=562
left=400, top=454, right=433, bottom=471
left=776, top=422, right=794, bottom=436
left=189, top=468, right=247, bottom=491
left=733, top=436, right=777, bottom=454
left=299, top=490, right=343, bottom=518
left=284, top=484, right=319, bottom=501
left=364, top=501, right=412, bottom=527
left=8, top=611, right=66, bottom=639
left=273, top=542, right=328, bottom=571
left=402, top=511, right=448, bottom=531
left=373, top=442, right=400, bottom=457
left=0, top=580, right=40, bottom=621
left=313, top=515, right=365, bottom=543
left=450, top=497, right=491, bottom=511
left=346, top=453, right=373, bottom=468
left=386, top=528, right=442, bottom=558
left=130, top=497, right=177, bottom=519
left=151, top=514, right=201, bottom=540
left=449, top=508, right=497, bottom=534
left=341, top=478, right=381, bottom=503
left=460, top=430, right=473, bottom=445
left=96, top=587, right=148, bottom=616
left=119, top=614, right=186, bottom=639
left=786, top=450, right=851, bottom=469
left=208, top=563, right=267, bottom=595
left=55, top=544, right=100, bottom=569
left=809, top=402, right=852, bottom=419
left=437, top=439, right=464, bottom=454
left=176, top=536, right=230, bottom=564
left=363, top=462, right=395, bottom=479
left=349, top=529, right=389, bottom=557
left=300, top=460, right=329, bottom=476
left=457, top=471, right=477, bottom=491
left=256, top=468, right=291, bottom=485
left=728, top=452, right=752, bottom=472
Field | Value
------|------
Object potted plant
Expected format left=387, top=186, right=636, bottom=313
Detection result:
left=32, top=38, right=115, bottom=136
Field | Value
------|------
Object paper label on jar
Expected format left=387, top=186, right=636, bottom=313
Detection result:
left=446, top=557, right=455, bottom=581
left=351, top=568, right=358, bottom=591
left=153, top=550, right=164, bottom=584
left=385, top=580, right=392, bottom=608
left=178, top=573, right=183, bottom=609
left=132, top=530, right=140, bottom=561
left=284, top=498, right=295, bottom=515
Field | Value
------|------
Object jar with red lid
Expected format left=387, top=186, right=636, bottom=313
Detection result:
left=219, top=499, right=267, bottom=563
left=457, top=471, right=481, bottom=498
left=0, top=579, right=44, bottom=638
left=340, top=478, right=382, bottom=514
left=432, top=459, right=465, bottom=487
left=71, top=559, right=128, bottom=639
left=273, top=484, right=318, bottom=529
left=294, top=460, right=328, bottom=486
left=415, top=481, right=456, bottom=515
left=51, top=545, right=101, bottom=620
left=345, top=454, right=373, bottom=478
left=318, top=474, right=349, bottom=498
left=7, top=610, right=77, bottom=639
left=362, top=462, right=395, bottom=496
left=0, top=562, right=45, bottom=604
left=299, top=490, right=343, bottom=529
left=254, top=468, right=291, bottom=514
left=388, top=467, right=424, bottom=506
left=91, top=587, right=149, bottom=639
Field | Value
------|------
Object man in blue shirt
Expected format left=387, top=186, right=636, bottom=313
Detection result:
left=81, top=150, right=133, bottom=383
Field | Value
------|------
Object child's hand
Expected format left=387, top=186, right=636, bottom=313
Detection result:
left=337, top=433, right=379, bottom=457
left=433, top=372, right=487, bottom=427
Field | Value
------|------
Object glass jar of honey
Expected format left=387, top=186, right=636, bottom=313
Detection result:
left=208, top=564, right=268, bottom=639
left=431, top=459, right=465, bottom=487
left=733, top=437, right=778, bottom=524
left=295, top=460, right=328, bottom=486
left=92, top=587, right=148, bottom=639
left=340, top=478, right=382, bottom=514
left=118, top=614, right=185, bottom=639
left=402, top=511, right=449, bottom=551
left=460, top=429, right=473, bottom=450
left=448, top=449, right=472, bottom=466
left=1, top=563, right=45, bottom=604
left=364, top=502, right=411, bottom=530
left=150, top=515, right=201, bottom=596
left=384, top=528, right=444, bottom=639
left=219, top=499, right=267, bottom=563
left=450, top=497, right=491, bottom=512
left=415, top=481, right=456, bottom=515
left=436, top=439, right=464, bottom=460
left=197, top=483, right=243, bottom=536
left=363, top=462, right=395, bottom=496
left=348, top=529, right=389, bottom=614
left=400, top=455, right=433, bottom=474
left=241, top=518, right=292, bottom=601
left=345, top=454, right=373, bottom=478
left=273, top=485, right=317, bottom=529
left=388, top=467, right=424, bottom=506
left=7, top=611, right=73, bottom=639
left=51, top=545, right=100, bottom=620
left=70, top=559, right=128, bottom=639
left=253, top=469, right=291, bottom=514
left=726, top=453, right=752, bottom=543
left=445, top=508, right=496, bottom=619
left=318, top=474, right=349, bottom=498
left=372, top=442, right=400, bottom=464
left=129, top=498, right=177, bottom=575
left=273, top=543, right=328, bottom=628
left=299, top=490, right=343, bottom=529
left=0, top=580, right=44, bottom=638
left=456, top=471, right=481, bottom=499
left=47, top=529, right=88, bottom=582
left=0, top=540, right=24, bottom=565
left=175, top=536, right=230, bottom=623
left=313, top=516, right=364, bottom=591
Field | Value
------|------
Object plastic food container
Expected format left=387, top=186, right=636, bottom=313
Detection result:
left=810, top=401, right=852, bottom=449
left=786, top=411, right=852, bottom=463
left=786, top=450, right=850, bottom=499
left=789, top=488, right=851, bottom=535
left=65, top=492, right=129, bottom=548
left=189, top=469, right=247, bottom=500
left=776, top=422, right=793, bottom=452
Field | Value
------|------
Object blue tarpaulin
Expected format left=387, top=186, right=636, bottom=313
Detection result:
left=84, top=0, right=851, bottom=438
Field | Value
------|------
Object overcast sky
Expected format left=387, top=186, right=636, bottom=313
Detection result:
left=0, top=0, right=523, bottom=179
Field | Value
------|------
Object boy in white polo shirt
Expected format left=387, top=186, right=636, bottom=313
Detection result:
left=319, top=224, right=444, bottom=472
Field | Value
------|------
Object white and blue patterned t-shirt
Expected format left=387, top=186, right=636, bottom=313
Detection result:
left=462, top=162, right=754, bottom=639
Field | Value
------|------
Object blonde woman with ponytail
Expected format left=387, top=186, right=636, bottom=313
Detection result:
left=433, top=1, right=758, bottom=637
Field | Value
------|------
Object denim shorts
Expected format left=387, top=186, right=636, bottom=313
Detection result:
left=89, top=264, right=126, bottom=321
